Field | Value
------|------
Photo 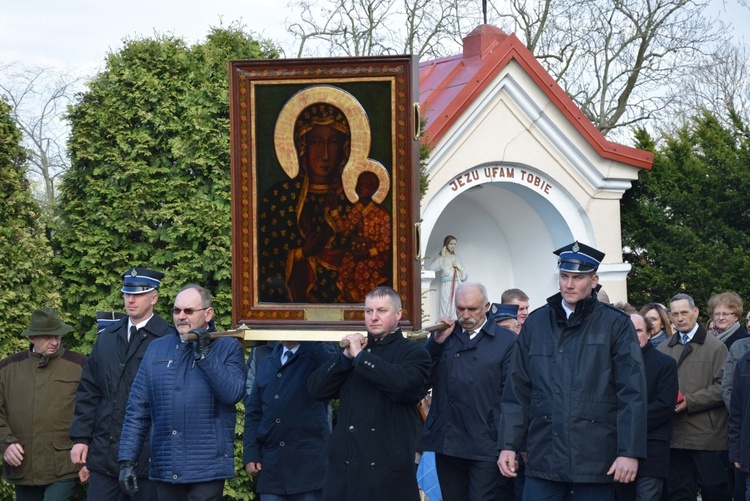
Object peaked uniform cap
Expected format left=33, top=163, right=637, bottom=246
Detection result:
left=489, top=303, right=519, bottom=322
left=21, top=307, right=73, bottom=337
left=96, top=311, right=126, bottom=330
left=121, top=267, right=164, bottom=294
left=553, top=241, right=604, bottom=273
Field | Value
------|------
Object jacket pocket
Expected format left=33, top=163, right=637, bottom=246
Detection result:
left=52, top=440, right=78, bottom=477
left=2, top=457, right=25, bottom=480
left=528, top=343, right=554, bottom=380
left=571, top=400, right=616, bottom=473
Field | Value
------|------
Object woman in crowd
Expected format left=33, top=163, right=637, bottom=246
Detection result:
left=707, top=292, right=749, bottom=349
left=640, top=303, right=672, bottom=347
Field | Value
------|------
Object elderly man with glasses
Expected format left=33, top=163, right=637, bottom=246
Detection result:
left=118, top=283, right=246, bottom=501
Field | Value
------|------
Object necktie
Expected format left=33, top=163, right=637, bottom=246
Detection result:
left=466, top=330, right=476, bottom=340
left=129, top=326, right=137, bottom=343
left=283, top=350, right=293, bottom=365
left=681, top=333, right=689, bottom=345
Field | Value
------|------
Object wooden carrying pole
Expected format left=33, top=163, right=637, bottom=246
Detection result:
left=180, top=322, right=449, bottom=347
left=338, top=322, right=447, bottom=347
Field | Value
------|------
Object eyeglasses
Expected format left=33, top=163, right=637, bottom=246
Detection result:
left=172, top=307, right=209, bottom=315
left=712, top=311, right=736, bottom=318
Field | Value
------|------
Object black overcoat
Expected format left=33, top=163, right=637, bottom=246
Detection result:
left=420, top=320, right=516, bottom=461
left=70, top=314, right=174, bottom=478
left=308, top=330, right=430, bottom=501
left=638, top=341, right=678, bottom=478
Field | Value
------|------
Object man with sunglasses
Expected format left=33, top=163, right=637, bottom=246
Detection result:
left=118, top=283, right=246, bottom=500
left=71, top=266, right=175, bottom=501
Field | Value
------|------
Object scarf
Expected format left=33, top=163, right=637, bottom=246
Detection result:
left=714, top=321, right=740, bottom=344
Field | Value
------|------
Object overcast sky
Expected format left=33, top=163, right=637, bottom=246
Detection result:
left=2, top=0, right=749, bottom=78
left=0, top=0, right=294, bottom=75
left=0, top=0, right=748, bottom=82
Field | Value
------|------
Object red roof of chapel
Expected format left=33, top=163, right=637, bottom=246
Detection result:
left=418, top=25, right=653, bottom=170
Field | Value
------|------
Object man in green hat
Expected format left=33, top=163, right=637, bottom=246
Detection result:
left=0, top=307, right=87, bottom=500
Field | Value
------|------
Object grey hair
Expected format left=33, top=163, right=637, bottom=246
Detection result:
left=179, top=283, right=213, bottom=308
left=670, top=293, right=695, bottom=309
left=456, top=282, right=488, bottom=304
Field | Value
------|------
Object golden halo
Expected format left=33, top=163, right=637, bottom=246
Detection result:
left=341, top=159, right=391, bottom=204
left=274, top=85, right=371, bottom=179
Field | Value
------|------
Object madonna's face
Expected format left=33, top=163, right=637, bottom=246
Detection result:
left=305, top=125, right=346, bottom=184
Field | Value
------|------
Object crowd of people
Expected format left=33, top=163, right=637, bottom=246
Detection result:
left=4, top=243, right=750, bottom=501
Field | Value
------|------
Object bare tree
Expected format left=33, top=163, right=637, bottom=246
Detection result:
left=0, top=63, right=81, bottom=205
left=288, top=0, right=482, bottom=58
left=671, top=41, right=750, bottom=128
left=491, top=0, right=728, bottom=138
left=287, top=0, right=733, bottom=140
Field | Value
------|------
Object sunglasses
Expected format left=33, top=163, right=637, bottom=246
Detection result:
left=172, top=307, right=209, bottom=315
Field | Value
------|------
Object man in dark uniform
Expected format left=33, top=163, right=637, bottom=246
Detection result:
left=490, top=302, right=520, bottom=333
left=499, top=241, right=647, bottom=500
left=70, top=267, right=175, bottom=500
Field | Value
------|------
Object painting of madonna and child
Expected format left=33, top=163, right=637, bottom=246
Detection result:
left=229, top=56, right=422, bottom=329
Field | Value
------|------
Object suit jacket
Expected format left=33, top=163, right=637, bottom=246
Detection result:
left=244, top=342, right=335, bottom=495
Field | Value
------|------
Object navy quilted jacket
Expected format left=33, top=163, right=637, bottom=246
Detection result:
left=118, top=334, right=246, bottom=482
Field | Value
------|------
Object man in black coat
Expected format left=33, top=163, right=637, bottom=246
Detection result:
left=421, top=282, right=516, bottom=500
left=70, top=267, right=175, bottom=501
left=499, top=241, right=647, bottom=500
left=615, top=312, right=678, bottom=501
left=308, top=286, right=431, bottom=501
left=728, top=350, right=750, bottom=500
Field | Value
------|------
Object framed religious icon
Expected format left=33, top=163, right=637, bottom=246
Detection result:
left=229, top=55, right=422, bottom=331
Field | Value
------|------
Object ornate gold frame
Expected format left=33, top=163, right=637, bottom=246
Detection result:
left=229, top=56, right=421, bottom=331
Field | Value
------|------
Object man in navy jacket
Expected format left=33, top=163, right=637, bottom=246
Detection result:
left=118, top=284, right=246, bottom=500
left=244, top=341, right=335, bottom=500
left=421, top=282, right=516, bottom=500
left=499, top=241, right=647, bottom=500
left=616, top=311, right=678, bottom=500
